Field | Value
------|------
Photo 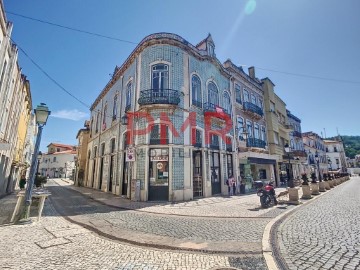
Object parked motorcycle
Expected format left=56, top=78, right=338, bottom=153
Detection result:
left=255, top=181, right=278, bottom=208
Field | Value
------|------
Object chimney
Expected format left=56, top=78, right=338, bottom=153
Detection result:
left=248, top=66, right=255, bottom=79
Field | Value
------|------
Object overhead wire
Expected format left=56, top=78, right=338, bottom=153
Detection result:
left=7, top=10, right=360, bottom=125
left=7, top=10, right=360, bottom=85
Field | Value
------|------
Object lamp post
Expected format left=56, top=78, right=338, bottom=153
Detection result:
left=20, top=103, right=50, bottom=223
left=241, top=124, right=249, bottom=147
left=284, top=143, right=294, bottom=188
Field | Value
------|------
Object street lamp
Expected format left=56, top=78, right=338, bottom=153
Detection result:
left=315, top=151, right=322, bottom=182
left=241, top=124, right=249, bottom=147
left=21, top=103, right=50, bottom=223
left=284, top=143, right=294, bottom=188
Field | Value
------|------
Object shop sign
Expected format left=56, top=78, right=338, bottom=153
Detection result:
left=151, top=156, right=169, bottom=161
left=156, top=162, right=164, bottom=170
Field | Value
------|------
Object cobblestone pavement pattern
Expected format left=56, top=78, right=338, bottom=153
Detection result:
left=275, top=177, right=360, bottom=270
left=0, top=180, right=282, bottom=270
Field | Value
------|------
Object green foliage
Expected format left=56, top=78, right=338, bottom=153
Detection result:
left=35, top=174, right=47, bottom=187
left=327, top=135, right=360, bottom=159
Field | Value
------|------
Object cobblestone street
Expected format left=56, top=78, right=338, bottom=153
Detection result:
left=273, top=176, right=360, bottom=270
left=1, top=177, right=357, bottom=269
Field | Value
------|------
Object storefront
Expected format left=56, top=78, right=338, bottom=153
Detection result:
left=148, top=148, right=169, bottom=201
left=239, top=157, right=277, bottom=191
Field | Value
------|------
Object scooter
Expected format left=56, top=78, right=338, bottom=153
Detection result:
left=255, top=181, right=278, bottom=208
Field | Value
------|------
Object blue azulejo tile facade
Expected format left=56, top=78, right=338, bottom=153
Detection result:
left=86, top=33, right=240, bottom=201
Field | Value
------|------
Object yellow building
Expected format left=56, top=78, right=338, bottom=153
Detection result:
left=75, top=121, right=90, bottom=186
left=262, top=78, right=292, bottom=185
left=13, top=78, right=32, bottom=183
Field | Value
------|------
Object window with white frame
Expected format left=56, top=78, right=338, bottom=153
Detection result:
left=261, top=125, right=266, bottom=142
left=102, top=102, right=107, bottom=130
left=246, top=120, right=253, bottom=138
left=152, top=64, right=169, bottom=90
left=191, top=75, right=202, bottom=107
left=112, top=94, right=118, bottom=120
left=274, top=131, right=279, bottom=145
left=237, top=116, right=245, bottom=140
left=258, top=98, right=263, bottom=109
left=208, top=82, right=219, bottom=105
left=251, top=93, right=257, bottom=105
left=254, top=123, right=260, bottom=139
left=243, top=89, right=249, bottom=102
left=235, top=84, right=241, bottom=104
left=125, top=82, right=132, bottom=110
left=223, top=91, right=231, bottom=114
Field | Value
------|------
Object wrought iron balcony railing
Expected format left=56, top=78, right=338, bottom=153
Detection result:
left=243, top=102, right=263, bottom=117
left=246, top=138, right=266, bottom=149
left=292, top=150, right=307, bottom=157
left=203, top=103, right=230, bottom=117
left=138, top=89, right=180, bottom=106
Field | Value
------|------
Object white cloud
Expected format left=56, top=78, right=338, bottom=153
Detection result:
left=51, top=109, right=88, bottom=121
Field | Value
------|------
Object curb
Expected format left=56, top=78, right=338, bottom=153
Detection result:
left=262, top=179, right=350, bottom=270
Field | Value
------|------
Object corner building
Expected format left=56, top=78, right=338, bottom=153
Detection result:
left=86, top=33, right=236, bottom=201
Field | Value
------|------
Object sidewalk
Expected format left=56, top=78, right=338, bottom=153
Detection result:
left=53, top=178, right=291, bottom=218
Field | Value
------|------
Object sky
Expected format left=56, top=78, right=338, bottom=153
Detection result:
left=3, top=0, right=360, bottom=152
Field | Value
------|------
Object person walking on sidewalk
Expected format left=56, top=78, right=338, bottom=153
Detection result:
left=19, top=176, right=26, bottom=190
left=232, top=176, right=236, bottom=195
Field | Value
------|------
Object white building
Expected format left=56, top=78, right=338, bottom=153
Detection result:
left=39, top=143, right=76, bottom=179
left=324, top=139, right=347, bottom=173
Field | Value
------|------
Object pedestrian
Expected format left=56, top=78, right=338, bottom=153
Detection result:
left=19, top=176, right=26, bottom=190
left=232, top=176, right=236, bottom=195
left=227, top=175, right=234, bottom=196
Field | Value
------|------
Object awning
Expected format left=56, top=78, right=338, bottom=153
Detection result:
left=248, top=157, right=277, bottom=165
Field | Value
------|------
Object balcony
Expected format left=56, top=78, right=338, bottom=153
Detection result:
left=292, top=150, right=308, bottom=158
left=246, top=138, right=266, bottom=149
left=203, top=103, right=231, bottom=117
left=138, top=89, right=180, bottom=106
left=243, top=102, right=263, bottom=119
left=292, top=130, right=302, bottom=138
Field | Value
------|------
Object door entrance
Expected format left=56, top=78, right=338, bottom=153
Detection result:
left=193, top=151, right=203, bottom=197
left=148, top=148, right=169, bottom=201
left=210, top=152, right=221, bottom=195
left=122, top=155, right=129, bottom=196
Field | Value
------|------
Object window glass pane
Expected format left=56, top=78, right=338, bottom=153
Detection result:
left=254, top=123, right=259, bottom=139
left=246, top=120, right=253, bottom=138
left=235, top=84, right=241, bottom=103
left=208, top=82, right=219, bottom=105
left=251, top=94, right=257, bottom=105
left=243, top=89, right=249, bottom=102
left=237, top=116, right=244, bottom=140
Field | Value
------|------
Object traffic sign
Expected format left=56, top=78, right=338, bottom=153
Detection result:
left=126, top=146, right=135, bottom=162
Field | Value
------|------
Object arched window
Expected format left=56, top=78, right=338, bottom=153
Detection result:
left=208, top=82, right=219, bottom=106
left=223, top=91, right=231, bottom=114
left=191, top=75, right=202, bottom=107
left=95, top=112, right=100, bottom=133
left=102, top=103, right=107, bottom=130
left=112, top=94, right=118, bottom=120
left=152, top=64, right=169, bottom=90
left=237, top=116, right=245, bottom=140
left=125, top=82, right=132, bottom=112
